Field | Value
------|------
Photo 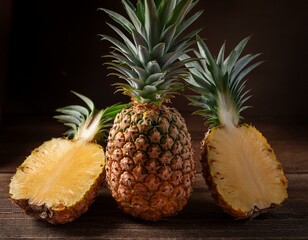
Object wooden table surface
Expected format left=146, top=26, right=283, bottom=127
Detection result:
left=1, top=115, right=308, bottom=239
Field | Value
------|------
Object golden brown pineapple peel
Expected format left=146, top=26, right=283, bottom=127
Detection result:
left=106, top=104, right=195, bottom=221
left=201, top=124, right=288, bottom=218
left=101, top=0, right=201, bottom=221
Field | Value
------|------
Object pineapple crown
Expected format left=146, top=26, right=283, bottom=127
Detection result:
left=54, top=91, right=128, bottom=144
left=182, top=36, right=263, bottom=128
left=99, top=0, right=202, bottom=106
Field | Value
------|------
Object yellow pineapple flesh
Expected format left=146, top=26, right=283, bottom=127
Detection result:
left=9, top=92, right=127, bottom=224
left=10, top=138, right=105, bottom=224
left=201, top=125, right=288, bottom=218
left=183, top=37, right=288, bottom=218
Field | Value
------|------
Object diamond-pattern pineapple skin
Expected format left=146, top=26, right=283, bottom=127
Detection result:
left=201, top=124, right=288, bottom=219
left=106, top=104, right=195, bottom=220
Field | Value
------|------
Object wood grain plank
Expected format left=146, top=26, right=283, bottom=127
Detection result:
left=1, top=173, right=307, bottom=239
left=1, top=115, right=307, bottom=239
left=1, top=116, right=308, bottom=173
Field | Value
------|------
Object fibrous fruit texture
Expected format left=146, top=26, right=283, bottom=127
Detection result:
left=202, top=124, right=288, bottom=218
left=9, top=138, right=105, bottom=224
left=183, top=37, right=288, bottom=219
left=9, top=92, right=127, bottom=224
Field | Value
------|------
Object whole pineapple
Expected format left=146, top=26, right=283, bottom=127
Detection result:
left=9, top=92, right=127, bottom=224
left=182, top=37, right=288, bottom=219
left=100, top=0, right=202, bottom=220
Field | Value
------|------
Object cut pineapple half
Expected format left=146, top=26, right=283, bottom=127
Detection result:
left=9, top=92, right=128, bottom=224
left=202, top=125, right=288, bottom=217
left=10, top=138, right=105, bottom=223
left=183, top=37, right=288, bottom=218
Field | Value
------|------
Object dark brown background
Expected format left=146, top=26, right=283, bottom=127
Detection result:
left=1, top=0, right=308, bottom=120
left=1, top=2, right=308, bottom=238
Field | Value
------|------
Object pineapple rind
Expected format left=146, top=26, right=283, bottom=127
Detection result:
left=201, top=124, right=288, bottom=219
left=9, top=138, right=106, bottom=224
left=106, top=104, right=195, bottom=221
left=101, top=0, right=200, bottom=221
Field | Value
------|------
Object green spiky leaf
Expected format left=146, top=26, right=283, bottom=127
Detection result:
left=101, top=0, right=201, bottom=106
left=54, top=91, right=129, bottom=144
left=184, top=36, right=262, bottom=128
left=98, top=8, right=134, bottom=33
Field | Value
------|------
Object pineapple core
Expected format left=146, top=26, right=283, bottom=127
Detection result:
left=10, top=138, right=105, bottom=209
left=207, top=125, right=287, bottom=213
